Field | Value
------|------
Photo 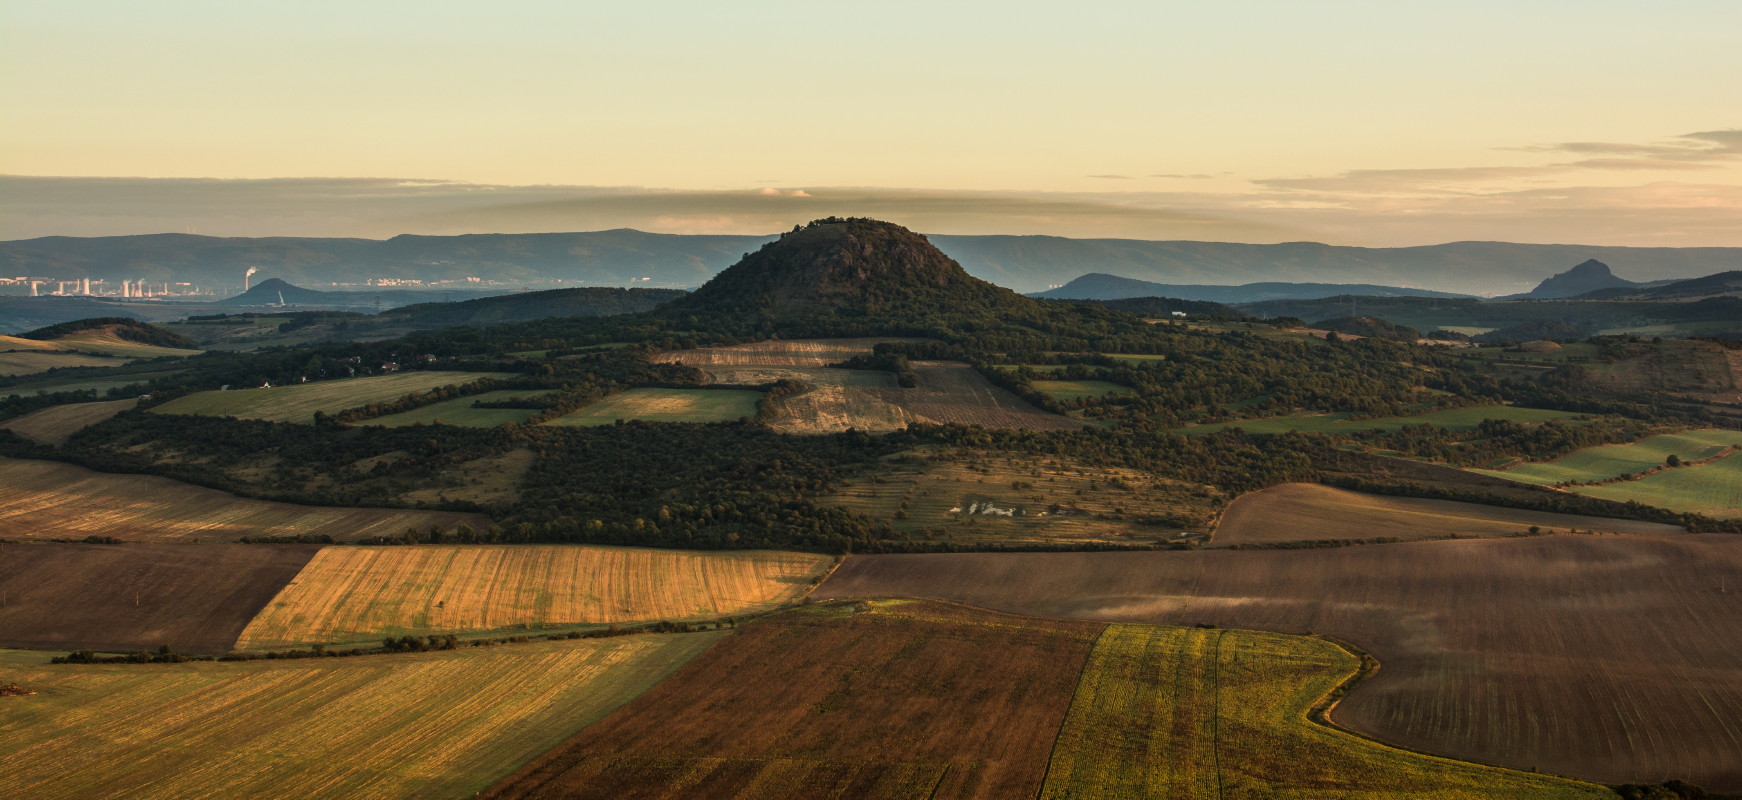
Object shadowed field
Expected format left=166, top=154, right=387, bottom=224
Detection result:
left=0, top=632, right=719, bottom=800
left=544, top=388, right=765, bottom=426
left=237, top=545, right=833, bottom=649
left=151, top=371, right=509, bottom=423
left=0, top=543, right=318, bottom=653
left=1212, top=482, right=1682, bottom=546
left=814, top=536, right=1742, bottom=791
left=0, top=399, right=137, bottom=445
left=0, top=457, right=492, bottom=543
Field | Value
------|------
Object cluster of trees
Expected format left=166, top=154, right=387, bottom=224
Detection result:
left=831, top=352, right=918, bottom=387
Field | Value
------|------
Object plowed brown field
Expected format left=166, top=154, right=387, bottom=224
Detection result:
left=1213, top=482, right=1683, bottom=545
left=814, top=536, right=1742, bottom=791
left=484, top=601, right=1101, bottom=800
left=0, top=457, right=491, bottom=543
left=0, top=543, right=317, bottom=653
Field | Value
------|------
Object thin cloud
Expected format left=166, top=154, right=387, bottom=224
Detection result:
left=1149, top=173, right=1216, bottom=179
left=1087, top=174, right=1134, bottom=180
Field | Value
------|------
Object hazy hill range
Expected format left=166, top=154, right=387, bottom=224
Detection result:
left=1028, top=272, right=1473, bottom=303
left=1575, top=270, right=1742, bottom=301
left=7, top=230, right=1742, bottom=296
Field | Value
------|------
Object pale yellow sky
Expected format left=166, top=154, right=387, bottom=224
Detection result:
left=3, top=1, right=1739, bottom=244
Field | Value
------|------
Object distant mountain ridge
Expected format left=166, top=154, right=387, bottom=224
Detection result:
left=1496, top=259, right=1653, bottom=300
left=1573, top=270, right=1742, bottom=301
left=1028, top=272, right=1472, bottom=303
left=8, top=230, right=1742, bottom=296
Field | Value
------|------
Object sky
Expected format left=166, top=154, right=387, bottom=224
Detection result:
left=3, top=0, right=1739, bottom=245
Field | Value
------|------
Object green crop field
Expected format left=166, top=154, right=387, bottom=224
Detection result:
left=358, top=390, right=546, bottom=428
left=0, top=350, right=122, bottom=377
left=1473, top=429, right=1742, bottom=485
left=543, top=388, right=764, bottom=426
left=0, top=633, right=720, bottom=800
left=151, top=371, right=509, bottom=423
left=1179, top=404, right=1581, bottom=435
left=1039, top=624, right=1609, bottom=799
left=1029, top=379, right=1133, bottom=403
left=1573, top=453, right=1742, bottom=518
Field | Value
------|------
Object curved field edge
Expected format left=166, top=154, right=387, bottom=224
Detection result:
left=0, top=632, right=722, bottom=800
left=1211, top=482, right=1682, bottom=547
left=1471, top=429, right=1742, bottom=486
left=235, top=544, right=835, bottom=649
left=1041, top=622, right=1609, bottom=799
left=0, top=456, right=492, bottom=543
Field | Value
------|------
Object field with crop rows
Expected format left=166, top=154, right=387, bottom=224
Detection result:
left=0, top=457, right=492, bottom=543
left=0, top=543, right=317, bottom=652
left=1028, top=379, right=1133, bottom=403
left=1472, top=429, right=1742, bottom=485
left=1180, top=404, right=1580, bottom=435
left=484, top=601, right=1101, bottom=800
left=544, top=388, right=764, bottom=426
left=1212, top=482, right=1681, bottom=546
left=1574, top=453, right=1742, bottom=517
left=825, top=448, right=1221, bottom=546
left=1041, top=624, right=1606, bottom=799
left=653, top=338, right=902, bottom=367
left=0, top=632, right=720, bottom=800
left=358, top=390, right=546, bottom=427
left=150, top=371, right=508, bottom=423
left=236, top=545, right=833, bottom=648
left=0, top=399, right=136, bottom=444
left=815, top=535, right=1742, bottom=791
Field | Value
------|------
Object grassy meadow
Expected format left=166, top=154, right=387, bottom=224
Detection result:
left=236, top=545, right=833, bottom=648
left=1041, top=625, right=1609, bottom=799
left=1179, top=404, right=1581, bottom=435
left=1029, top=379, right=1134, bottom=403
left=543, top=388, right=764, bottom=426
left=0, top=633, right=720, bottom=800
left=1472, top=428, right=1741, bottom=485
left=150, top=371, right=508, bottom=423
left=1573, top=453, right=1742, bottom=518
left=357, top=390, right=546, bottom=428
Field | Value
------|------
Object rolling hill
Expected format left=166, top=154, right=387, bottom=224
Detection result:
left=1028, top=272, right=1472, bottom=302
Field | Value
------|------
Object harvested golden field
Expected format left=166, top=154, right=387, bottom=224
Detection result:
left=1041, top=624, right=1606, bottom=799
left=484, top=601, right=1101, bottom=800
left=0, top=543, right=317, bottom=653
left=826, top=447, right=1222, bottom=546
left=0, top=457, right=491, bottom=543
left=0, top=398, right=136, bottom=445
left=0, top=632, right=720, bottom=800
left=544, top=388, right=765, bottom=426
left=150, top=371, right=509, bottom=423
left=48, top=326, right=202, bottom=358
left=815, top=535, right=1742, bottom=791
left=236, top=545, right=834, bottom=649
left=1213, top=482, right=1682, bottom=546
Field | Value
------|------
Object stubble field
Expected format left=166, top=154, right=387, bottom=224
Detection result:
left=0, top=632, right=720, bottom=800
left=235, top=545, right=833, bottom=649
left=544, top=388, right=765, bottom=426
left=0, top=543, right=317, bottom=653
left=1211, top=482, right=1682, bottom=546
left=814, top=535, right=1742, bottom=791
left=357, top=390, right=546, bottom=427
left=1041, top=624, right=1606, bottom=799
left=0, top=398, right=137, bottom=445
left=0, top=457, right=492, bottom=543
left=150, top=371, right=509, bottom=423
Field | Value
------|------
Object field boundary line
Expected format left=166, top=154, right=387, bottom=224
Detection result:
left=1031, top=621, right=1111, bottom=800
left=1210, top=628, right=1226, bottom=800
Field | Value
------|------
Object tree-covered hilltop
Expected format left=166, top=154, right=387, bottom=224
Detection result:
left=18, top=317, right=199, bottom=349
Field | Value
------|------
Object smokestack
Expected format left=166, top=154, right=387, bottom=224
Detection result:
left=245, top=266, right=259, bottom=292
left=81, top=278, right=90, bottom=295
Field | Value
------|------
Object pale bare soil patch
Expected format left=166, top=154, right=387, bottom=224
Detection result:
left=0, top=457, right=491, bottom=543
left=237, top=545, right=833, bottom=648
left=0, top=399, right=137, bottom=445
left=1214, top=482, right=1682, bottom=545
